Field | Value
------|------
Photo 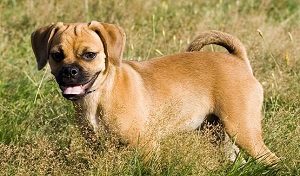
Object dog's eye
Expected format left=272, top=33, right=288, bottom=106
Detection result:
left=82, top=52, right=97, bottom=61
left=51, top=52, right=64, bottom=62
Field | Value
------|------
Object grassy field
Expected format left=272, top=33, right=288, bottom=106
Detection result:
left=0, top=0, right=299, bottom=175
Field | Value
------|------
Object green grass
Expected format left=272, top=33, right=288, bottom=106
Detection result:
left=0, top=0, right=299, bottom=175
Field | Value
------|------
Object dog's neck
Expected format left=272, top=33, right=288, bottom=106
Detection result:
left=74, top=64, right=118, bottom=131
left=73, top=62, right=146, bottom=137
left=74, top=91, right=100, bottom=130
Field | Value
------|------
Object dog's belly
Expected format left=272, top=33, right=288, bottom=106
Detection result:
left=178, top=100, right=211, bottom=131
left=182, top=112, right=207, bottom=131
left=147, top=94, right=212, bottom=134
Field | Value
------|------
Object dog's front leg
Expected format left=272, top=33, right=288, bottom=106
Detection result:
left=73, top=102, right=103, bottom=151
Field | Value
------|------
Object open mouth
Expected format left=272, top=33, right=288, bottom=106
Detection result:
left=59, top=72, right=100, bottom=101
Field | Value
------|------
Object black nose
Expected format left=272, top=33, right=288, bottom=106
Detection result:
left=62, top=66, right=79, bottom=78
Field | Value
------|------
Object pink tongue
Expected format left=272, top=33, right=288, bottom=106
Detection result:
left=63, top=86, right=84, bottom=95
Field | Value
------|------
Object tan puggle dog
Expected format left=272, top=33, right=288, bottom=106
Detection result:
left=31, top=21, right=279, bottom=165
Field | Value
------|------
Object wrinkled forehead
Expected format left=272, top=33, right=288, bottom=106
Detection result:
left=50, top=24, right=104, bottom=52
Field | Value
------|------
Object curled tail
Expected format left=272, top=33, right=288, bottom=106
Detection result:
left=187, top=30, right=252, bottom=73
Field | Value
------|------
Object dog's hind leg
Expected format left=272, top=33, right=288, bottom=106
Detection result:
left=221, top=115, right=279, bottom=165
left=216, top=84, right=279, bottom=165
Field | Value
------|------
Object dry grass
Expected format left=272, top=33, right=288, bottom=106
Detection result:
left=0, top=0, right=299, bottom=175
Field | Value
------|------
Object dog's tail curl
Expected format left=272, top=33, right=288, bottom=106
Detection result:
left=187, top=30, right=252, bottom=73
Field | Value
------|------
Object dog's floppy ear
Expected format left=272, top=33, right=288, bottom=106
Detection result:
left=31, top=22, right=63, bottom=70
left=89, top=21, right=126, bottom=66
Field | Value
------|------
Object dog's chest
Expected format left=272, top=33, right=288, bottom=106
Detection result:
left=76, top=92, right=101, bottom=131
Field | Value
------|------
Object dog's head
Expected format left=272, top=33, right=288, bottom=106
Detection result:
left=31, top=21, right=125, bottom=101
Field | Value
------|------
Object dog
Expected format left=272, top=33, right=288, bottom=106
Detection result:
left=31, top=21, right=279, bottom=165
